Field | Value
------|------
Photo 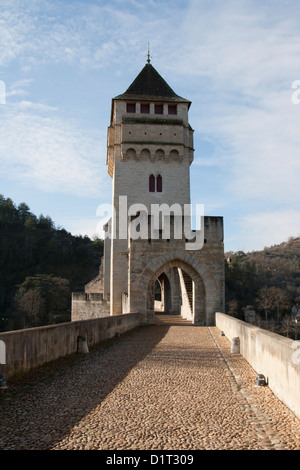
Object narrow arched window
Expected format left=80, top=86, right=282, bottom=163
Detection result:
left=149, top=174, right=155, bottom=192
left=156, top=174, right=162, bottom=192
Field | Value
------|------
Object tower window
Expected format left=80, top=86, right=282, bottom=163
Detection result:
left=149, top=174, right=162, bottom=193
left=155, top=104, right=164, bottom=114
left=156, top=174, right=162, bottom=192
left=141, top=103, right=150, bottom=114
left=127, top=103, right=136, bottom=113
left=168, top=104, right=177, bottom=115
left=149, top=174, right=155, bottom=192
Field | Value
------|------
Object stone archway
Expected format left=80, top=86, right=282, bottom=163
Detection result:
left=154, top=273, right=172, bottom=313
left=128, top=249, right=220, bottom=326
left=144, top=258, right=206, bottom=325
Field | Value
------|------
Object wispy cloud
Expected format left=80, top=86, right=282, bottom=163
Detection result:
left=6, top=79, right=34, bottom=98
left=0, top=102, right=108, bottom=197
left=218, top=95, right=300, bottom=205
left=166, top=1, right=300, bottom=208
left=0, top=0, right=299, bottom=249
left=237, top=209, right=300, bottom=252
left=0, top=0, right=174, bottom=71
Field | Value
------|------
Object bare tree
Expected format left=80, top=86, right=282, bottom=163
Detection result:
left=269, top=287, right=291, bottom=320
left=227, top=299, right=239, bottom=317
left=16, top=288, right=45, bottom=327
left=255, top=287, right=273, bottom=321
left=281, top=315, right=294, bottom=338
left=292, top=321, right=300, bottom=340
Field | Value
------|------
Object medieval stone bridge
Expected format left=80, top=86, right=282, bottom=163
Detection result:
left=1, top=315, right=299, bottom=451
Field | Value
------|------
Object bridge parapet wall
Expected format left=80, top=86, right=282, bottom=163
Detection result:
left=216, top=312, right=300, bottom=420
left=0, top=313, right=140, bottom=380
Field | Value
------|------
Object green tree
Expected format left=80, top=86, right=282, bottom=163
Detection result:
left=17, top=202, right=31, bottom=223
left=0, top=195, right=103, bottom=331
left=15, top=274, right=70, bottom=326
left=15, top=288, right=45, bottom=328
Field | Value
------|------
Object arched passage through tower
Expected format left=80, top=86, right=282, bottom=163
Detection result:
left=154, top=272, right=173, bottom=313
left=146, top=259, right=205, bottom=325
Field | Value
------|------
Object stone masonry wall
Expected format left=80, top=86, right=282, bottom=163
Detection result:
left=108, top=97, right=193, bottom=316
left=71, top=293, right=110, bottom=321
left=128, top=216, right=224, bottom=325
left=216, top=312, right=300, bottom=420
left=178, top=268, right=193, bottom=321
left=0, top=313, right=140, bottom=379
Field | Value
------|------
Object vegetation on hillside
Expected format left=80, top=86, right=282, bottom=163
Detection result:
left=225, top=236, right=300, bottom=338
left=0, top=195, right=103, bottom=331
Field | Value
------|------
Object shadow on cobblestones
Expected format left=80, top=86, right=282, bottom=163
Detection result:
left=0, top=323, right=169, bottom=450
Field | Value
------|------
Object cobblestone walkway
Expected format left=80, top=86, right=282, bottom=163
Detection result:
left=1, top=315, right=300, bottom=450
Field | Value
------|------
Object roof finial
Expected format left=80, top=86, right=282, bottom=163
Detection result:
left=147, top=42, right=151, bottom=64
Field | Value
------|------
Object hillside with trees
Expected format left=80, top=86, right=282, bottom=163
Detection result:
left=0, top=195, right=103, bottom=332
left=225, top=236, right=300, bottom=337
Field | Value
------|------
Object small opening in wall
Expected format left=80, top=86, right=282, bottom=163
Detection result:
left=157, top=174, right=162, bottom=192
left=149, top=174, right=155, bottom=192
left=127, top=103, right=136, bottom=113
left=168, top=104, right=177, bottom=115
left=141, top=103, right=150, bottom=114
left=149, top=174, right=163, bottom=193
left=155, top=104, right=164, bottom=114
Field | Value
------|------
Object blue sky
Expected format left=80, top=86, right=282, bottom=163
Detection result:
left=0, top=0, right=300, bottom=252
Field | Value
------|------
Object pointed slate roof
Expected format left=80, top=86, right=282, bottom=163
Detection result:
left=114, top=63, right=191, bottom=105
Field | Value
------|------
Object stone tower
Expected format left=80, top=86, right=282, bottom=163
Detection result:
left=72, top=60, right=225, bottom=326
left=106, top=62, right=195, bottom=317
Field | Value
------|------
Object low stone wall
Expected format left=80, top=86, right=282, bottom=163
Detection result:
left=71, top=292, right=110, bottom=321
left=0, top=313, right=140, bottom=379
left=215, top=312, right=300, bottom=420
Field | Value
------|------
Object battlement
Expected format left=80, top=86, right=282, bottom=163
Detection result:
left=203, top=216, right=224, bottom=242
left=72, top=292, right=104, bottom=302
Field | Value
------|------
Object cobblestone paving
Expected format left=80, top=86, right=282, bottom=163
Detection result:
left=1, top=315, right=300, bottom=450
